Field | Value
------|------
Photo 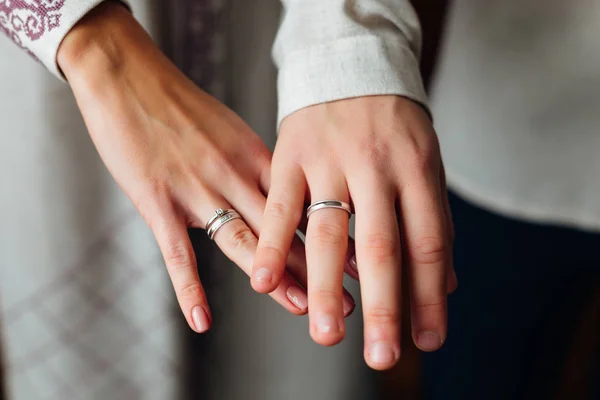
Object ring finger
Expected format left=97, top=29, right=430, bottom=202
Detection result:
left=350, top=176, right=402, bottom=370
left=191, top=195, right=308, bottom=315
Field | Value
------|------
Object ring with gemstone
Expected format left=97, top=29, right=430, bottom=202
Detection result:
left=205, top=208, right=242, bottom=240
left=306, top=200, right=352, bottom=219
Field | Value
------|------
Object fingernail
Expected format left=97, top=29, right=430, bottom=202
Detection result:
left=417, top=331, right=443, bottom=351
left=343, top=296, right=355, bottom=316
left=369, top=342, right=397, bottom=365
left=254, top=268, right=272, bottom=283
left=347, top=255, right=359, bottom=277
left=192, top=306, right=210, bottom=333
left=315, top=313, right=339, bottom=333
left=286, top=286, right=308, bottom=311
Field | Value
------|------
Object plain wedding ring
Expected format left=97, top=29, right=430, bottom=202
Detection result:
left=205, top=208, right=242, bottom=240
left=306, top=200, right=352, bottom=219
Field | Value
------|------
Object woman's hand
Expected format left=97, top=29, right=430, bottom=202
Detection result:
left=253, top=95, right=458, bottom=370
left=57, top=2, right=356, bottom=333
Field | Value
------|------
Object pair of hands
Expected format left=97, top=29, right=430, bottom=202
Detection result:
left=58, top=2, right=456, bottom=370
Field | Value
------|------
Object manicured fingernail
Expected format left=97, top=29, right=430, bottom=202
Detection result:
left=417, top=331, right=443, bottom=351
left=346, top=254, right=359, bottom=277
left=286, top=286, right=308, bottom=311
left=369, top=342, right=397, bottom=365
left=315, top=313, right=339, bottom=333
left=254, top=268, right=272, bottom=283
left=343, top=296, right=355, bottom=316
left=192, top=306, right=210, bottom=333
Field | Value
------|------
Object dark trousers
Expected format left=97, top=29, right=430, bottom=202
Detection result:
left=422, top=192, right=600, bottom=400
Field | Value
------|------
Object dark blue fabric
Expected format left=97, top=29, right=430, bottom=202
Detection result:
left=422, top=191, right=600, bottom=400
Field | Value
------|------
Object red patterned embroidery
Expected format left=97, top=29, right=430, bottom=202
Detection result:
left=0, top=0, right=66, bottom=55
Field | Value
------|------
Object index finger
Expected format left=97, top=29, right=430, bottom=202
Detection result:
left=252, top=164, right=306, bottom=293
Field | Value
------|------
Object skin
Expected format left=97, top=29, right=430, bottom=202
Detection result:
left=253, top=96, right=458, bottom=370
left=57, top=1, right=457, bottom=371
left=57, top=2, right=356, bottom=334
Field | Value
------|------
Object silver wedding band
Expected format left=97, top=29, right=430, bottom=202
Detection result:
left=306, top=200, right=352, bottom=219
left=205, top=208, right=242, bottom=240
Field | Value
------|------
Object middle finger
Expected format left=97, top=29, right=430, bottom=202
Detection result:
left=305, top=173, right=353, bottom=346
left=350, top=175, right=402, bottom=370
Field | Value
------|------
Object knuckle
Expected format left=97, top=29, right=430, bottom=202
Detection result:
left=177, top=281, right=204, bottom=301
left=365, top=142, right=388, bottom=163
left=359, top=140, right=392, bottom=173
left=413, top=299, right=446, bottom=312
left=265, top=201, right=300, bottom=221
left=311, top=220, right=346, bottom=248
left=142, top=177, right=167, bottom=198
left=204, top=150, right=237, bottom=179
left=311, top=286, right=341, bottom=304
left=258, top=241, right=286, bottom=262
left=265, top=201, right=287, bottom=219
left=408, top=149, right=438, bottom=176
left=136, top=182, right=171, bottom=223
left=247, top=138, right=272, bottom=165
left=400, top=133, right=440, bottom=176
left=365, top=305, right=400, bottom=326
left=410, top=236, right=447, bottom=266
left=164, top=240, right=195, bottom=271
left=215, top=155, right=236, bottom=176
left=362, top=232, right=398, bottom=263
left=227, top=226, right=257, bottom=250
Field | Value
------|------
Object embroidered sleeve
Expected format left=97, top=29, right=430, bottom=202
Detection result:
left=0, top=0, right=130, bottom=79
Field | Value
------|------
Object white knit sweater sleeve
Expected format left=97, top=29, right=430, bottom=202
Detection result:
left=0, top=0, right=130, bottom=79
left=273, top=0, right=428, bottom=127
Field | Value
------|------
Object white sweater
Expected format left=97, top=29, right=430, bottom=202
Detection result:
left=432, top=0, right=600, bottom=231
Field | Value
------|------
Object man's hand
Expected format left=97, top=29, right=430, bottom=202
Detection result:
left=253, top=95, right=457, bottom=369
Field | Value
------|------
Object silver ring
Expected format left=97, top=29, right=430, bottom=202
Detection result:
left=205, top=208, right=242, bottom=240
left=306, top=200, right=352, bottom=219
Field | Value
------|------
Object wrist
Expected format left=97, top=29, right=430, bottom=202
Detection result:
left=57, top=1, right=145, bottom=85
